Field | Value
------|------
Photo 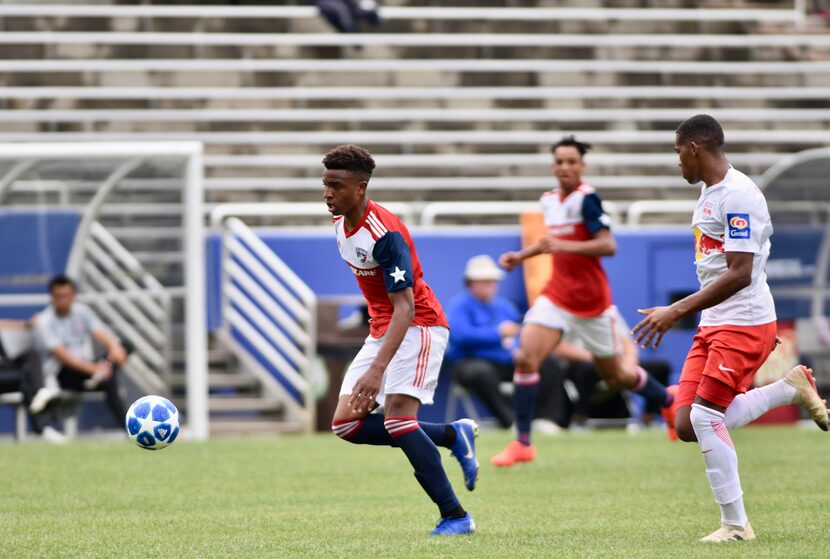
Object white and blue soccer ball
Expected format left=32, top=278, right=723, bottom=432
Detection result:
left=125, top=395, right=180, bottom=450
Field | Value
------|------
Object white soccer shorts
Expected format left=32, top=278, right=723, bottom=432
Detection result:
left=523, top=295, right=620, bottom=358
left=339, top=325, right=449, bottom=406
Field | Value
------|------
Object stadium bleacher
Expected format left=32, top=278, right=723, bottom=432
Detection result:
left=0, top=1, right=827, bottom=211
left=0, top=0, right=829, bottom=436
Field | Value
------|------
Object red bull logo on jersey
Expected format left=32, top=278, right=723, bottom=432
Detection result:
left=693, top=226, right=725, bottom=260
left=726, top=213, right=750, bottom=239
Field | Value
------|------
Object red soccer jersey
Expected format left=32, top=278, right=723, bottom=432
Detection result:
left=334, top=200, right=448, bottom=338
left=539, top=183, right=613, bottom=317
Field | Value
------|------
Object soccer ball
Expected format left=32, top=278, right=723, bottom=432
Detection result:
left=125, top=395, right=180, bottom=450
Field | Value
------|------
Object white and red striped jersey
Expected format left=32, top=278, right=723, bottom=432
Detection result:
left=540, top=183, right=613, bottom=317
left=333, top=200, right=448, bottom=338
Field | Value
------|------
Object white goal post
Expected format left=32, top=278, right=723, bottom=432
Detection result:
left=0, top=142, right=208, bottom=441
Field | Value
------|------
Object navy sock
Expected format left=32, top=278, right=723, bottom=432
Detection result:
left=332, top=414, right=454, bottom=447
left=385, top=416, right=462, bottom=517
left=634, top=367, right=672, bottom=407
left=421, top=422, right=455, bottom=447
left=513, top=371, right=540, bottom=445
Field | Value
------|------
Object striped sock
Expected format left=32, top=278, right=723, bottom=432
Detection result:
left=385, top=416, right=462, bottom=517
left=332, top=414, right=453, bottom=447
left=513, top=371, right=540, bottom=446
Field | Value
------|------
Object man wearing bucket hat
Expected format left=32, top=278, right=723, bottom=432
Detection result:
left=444, top=255, right=522, bottom=428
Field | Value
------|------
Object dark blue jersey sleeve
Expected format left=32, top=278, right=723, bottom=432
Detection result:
left=372, top=231, right=414, bottom=293
left=581, top=192, right=611, bottom=236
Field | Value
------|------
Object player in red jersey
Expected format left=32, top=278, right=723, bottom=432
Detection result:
left=633, top=115, right=828, bottom=542
left=323, top=145, right=476, bottom=536
left=491, top=136, right=675, bottom=466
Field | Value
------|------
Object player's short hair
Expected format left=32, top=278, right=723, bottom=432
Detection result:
left=676, top=114, right=724, bottom=152
left=551, top=135, right=592, bottom=158
left=48, top=274, right=75, bottom=292
left=322, top=144, right=376, bottom=180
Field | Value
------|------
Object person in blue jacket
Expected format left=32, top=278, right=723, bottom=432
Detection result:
left=445, top=255, right=522, bottom=428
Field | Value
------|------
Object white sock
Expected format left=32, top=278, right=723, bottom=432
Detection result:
left=720, top=498, right=747, bottom=528
left=690, top=404, right=748, bottom=528
left=724, top=379, right=797, bottom=430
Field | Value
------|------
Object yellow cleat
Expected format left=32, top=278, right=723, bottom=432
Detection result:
left=785, top=365, right=829, bottom=431
left=700, top=522, right=755, bottom=543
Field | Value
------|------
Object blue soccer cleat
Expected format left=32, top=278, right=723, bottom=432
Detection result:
left=430, top=513, right=476, bottom=536
left=450, top=418, right=479, bottom=491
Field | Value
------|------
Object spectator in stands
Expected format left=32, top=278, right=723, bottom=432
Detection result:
left=314, top=0, right=380, bottom=33
left=0, top=317, right=67, bottom=442
left=445, top=255, right=522, bottom=428
left=33, top=275, right=129, bottom=427
left=445, top=255, right=568, bottom=431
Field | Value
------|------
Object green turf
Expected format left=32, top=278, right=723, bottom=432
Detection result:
left=1, top=426, right=829, bottom=558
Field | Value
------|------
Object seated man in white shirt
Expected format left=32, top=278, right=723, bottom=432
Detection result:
left=0, top=317, right=69, bottom=441
left=33, top=275, right=129, bottom=427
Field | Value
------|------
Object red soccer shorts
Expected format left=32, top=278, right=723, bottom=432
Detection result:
left=676, top=321, right=778, bottom=408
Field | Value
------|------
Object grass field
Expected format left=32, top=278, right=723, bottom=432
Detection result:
left=2, top=426, right=829, bottom=559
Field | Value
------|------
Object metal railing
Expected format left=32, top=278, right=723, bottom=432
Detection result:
left=0, top=5, right=805, bottom=23
left=0, top=141, right=208, bottom=440
left=2, top=86, right=829, bottom=101
left=626, top=200, right=830, bottom=227
left=4, top=32, right=827, bottom=48
left=210, top=202, right=415, bottom=225
left=0, top=107, right=830, bottom=123
left=3, top=60, right=828, bottom=76
left=421, top=201, right=623, bottom=228
left=0, top=129, right=826, bottom=146
left=76, top=222, right=172, bottom=396
left=219, top=217, right=317, bottom=433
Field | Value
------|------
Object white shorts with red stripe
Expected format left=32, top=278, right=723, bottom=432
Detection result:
left=339, top=325, right=449, bottom=406
left=523, top=295, right=620, bottom=358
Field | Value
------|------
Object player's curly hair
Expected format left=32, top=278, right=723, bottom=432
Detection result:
left=676, top=114, right=724, bottom=152
left=551, top=135, right=592, bottom=158
left=322, top=144, right=376, bottom=179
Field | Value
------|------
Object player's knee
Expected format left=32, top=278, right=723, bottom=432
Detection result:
left=513, top=349, right=539, bottom=372
left=675, top=414, right=697, bottom=443
left=331, top=418, right=362, bottom=442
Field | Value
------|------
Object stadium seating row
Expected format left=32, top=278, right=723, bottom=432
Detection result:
left=0, top=1, right=826, bottom=209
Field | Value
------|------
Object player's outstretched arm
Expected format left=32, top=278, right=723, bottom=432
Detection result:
left=632, top=251, right=753, bottom=348
left=544, top=229, right=616, bottom=257
left=499, top=242, right=547, bottom=271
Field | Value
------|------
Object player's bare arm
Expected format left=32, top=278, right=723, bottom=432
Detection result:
left=632, top=251, right=753, bottom=348
left=498, top=242, right=546, bottom=271
left=348, top=286, right=415, bottom=413
left=542, top=228, right=616, bottom=257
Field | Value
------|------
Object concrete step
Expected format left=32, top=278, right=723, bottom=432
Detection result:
left=169, top=349, right=233, bottom=367
left=208, top=396, right=283, bottom=413
left=169, top=371, right=260, bottom=390
left=208, top=418, right=307, bottom=436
